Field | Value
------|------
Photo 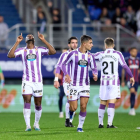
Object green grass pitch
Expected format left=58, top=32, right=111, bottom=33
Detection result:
left=0, top=113, right=140, bottom=140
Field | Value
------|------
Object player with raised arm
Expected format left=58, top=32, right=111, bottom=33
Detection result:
left=121, top=47, right=140, bottom=116
left=7, top=32, right=56, bottom=131
left=54, top=37, right=78, bottom=127
left=62, top=35, right=98, bottom=132
left=94, top=38, right=135, bottom=128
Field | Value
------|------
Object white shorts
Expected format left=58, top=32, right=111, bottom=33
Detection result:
left=99, top=85, right=120, bottom=100
left=63, top=83, right=70, bottom=96
left=22, top=81, right=43, bottom=97
left=68, top=85, right=90, bottom=101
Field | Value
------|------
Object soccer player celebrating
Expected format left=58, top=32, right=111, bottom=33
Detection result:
left=94, top=38, right=135, bottom=128
left=62, top=35, right=98, bottom=132
left=121, top=47, right=140, bottom=116
left=7, top=32, right=56, bottom=131
left=54, top=37, right=78, bottom=127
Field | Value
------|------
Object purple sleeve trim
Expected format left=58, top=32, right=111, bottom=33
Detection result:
left=122, top=65, right=133, bottom=78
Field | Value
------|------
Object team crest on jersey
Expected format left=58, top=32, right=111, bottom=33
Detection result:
left=26, top=53, right=36, bottom=61
left=78, top=59, right=88, bottom=67
left=88, top=55, right=90, bottom=58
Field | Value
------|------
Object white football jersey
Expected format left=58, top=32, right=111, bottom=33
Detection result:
left=94, top=49, right=127, bottom=86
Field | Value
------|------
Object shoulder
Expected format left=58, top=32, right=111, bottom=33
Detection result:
left=68, top=50, right=77, bottom=55
left=93, top=51, right=104, bottom=57
left=113, top=50, right=123, bottom=56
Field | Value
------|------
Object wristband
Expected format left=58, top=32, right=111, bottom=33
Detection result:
left=54, top=77, right=58, bottom=81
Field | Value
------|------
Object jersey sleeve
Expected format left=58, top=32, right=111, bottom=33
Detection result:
left=90, top=54, right=98, bottom=75
left=117, top=52, right=127, bottom=66
left=93, top=52, right=101, bottom=60
left=117, top=52, right=133, bottom=78
left=62, top=51, right=74, bottom=75
left=14, top=48, right=22, bottom=58
left=55, top=53, right=67, bottom=74
left=38, top=46, right=49, bottom=56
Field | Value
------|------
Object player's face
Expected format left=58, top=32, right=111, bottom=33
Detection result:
left=69, top=39, right=78, bottom=50
left=130, top=49, right=138, bottom=57
left=85, top=39, right=93, bottom=51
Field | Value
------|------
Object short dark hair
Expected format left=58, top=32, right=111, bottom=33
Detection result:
left=104, top=37, right=114, bottom=46
left=81, top=35, right=92, bottom=43
left=68, top=37, right=78, bottom=44
left=130, top=47, right=137, bottom=51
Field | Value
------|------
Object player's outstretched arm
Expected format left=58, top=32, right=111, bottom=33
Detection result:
left=7, top=33, right=23, bottom=58
left=38, top=32, right=56, bottom=55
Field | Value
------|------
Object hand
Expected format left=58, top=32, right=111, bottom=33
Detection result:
left=38, top=32, right=45, bottom=41
left=121, top=82, right=125, bottom=87
left=17, top=33, right=23, bottom=43
left=93, top=73, right=98, bottom=81
left=130, top=77, right=135, bottom=86
left=54, top=81, right=60, bottom=89
left=65, top=74, right=71, bottom=84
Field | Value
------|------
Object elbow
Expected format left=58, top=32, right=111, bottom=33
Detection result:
left=7, top=54, right=14, bottom=58
left=49, top=50, right=56, bottom=55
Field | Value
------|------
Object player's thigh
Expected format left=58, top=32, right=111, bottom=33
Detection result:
left=23, top=94, right=32, bottom=103
left=69, top=100, right=78, bottom=111
left=80, top=97, right=89, bottom=109
left=130, top=87, right=135, bottom=93
left=32, top=83, right=43, bottom=97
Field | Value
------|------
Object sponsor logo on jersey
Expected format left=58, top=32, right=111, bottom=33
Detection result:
left=81, top=90, right=90, bottom=93
left=26, top=54, right=36, bottom=61
left=23, top=89, right=25, bottom=93
left=78, top=59, right=88, bottom=67
left=70, top=95, right=72, bottom=99
left=39, top=93, right=42, bottom=95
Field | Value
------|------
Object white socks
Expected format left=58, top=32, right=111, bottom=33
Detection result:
left=65, top=102, right=69, bottom=119
left=23, top=108, right=31, bottom=127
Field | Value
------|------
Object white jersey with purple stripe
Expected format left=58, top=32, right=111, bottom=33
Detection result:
left=14, top=46, right=49, bottom=83
left=62, top=48, right=98, bottom=86
left=55, top=50, right=71, bottom=82
left=94, top=49, right=130, bottom=86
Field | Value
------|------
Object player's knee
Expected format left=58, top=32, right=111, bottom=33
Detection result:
left=130, top=88, right=135, bottom=93
left=70, top=106, right=77, bottom=112
left=80, top=104, right=87, bottom=110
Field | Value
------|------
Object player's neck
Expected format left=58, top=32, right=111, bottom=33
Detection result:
left=27, top=43, right=34, bottom=49
left=106, top=47, right=114, bottom=50
left=79, top=46, right=87, bottom=54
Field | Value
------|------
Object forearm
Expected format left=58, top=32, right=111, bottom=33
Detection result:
left=41, top=39, right=56, bottom=55
left=55, top=66, right=61, bottom=74
left=7, top=41, right=20, bottom=58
